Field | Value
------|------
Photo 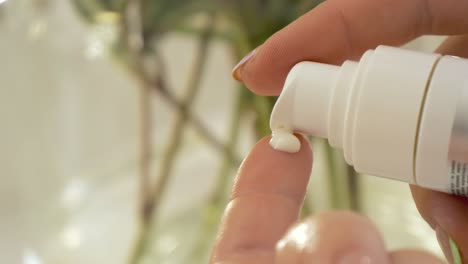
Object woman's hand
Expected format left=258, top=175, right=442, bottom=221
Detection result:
left=210, top=136, right=443, bottom=263
left=212, top=0, right=468, bottom=262
left=232, top=0, right=468, bottom=95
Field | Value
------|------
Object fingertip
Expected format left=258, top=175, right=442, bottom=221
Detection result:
left=241, top=134, right=313, bottom=181
left=212, top=136, right=313, bottom=264
left=239, top=42, right=288, bottom=96
left=232, top=135, right=313, bottom=208
left=296, top=134, right=313, bottom=161
left=232, top=48, right=259, bottom=82
left=295, top=133, right=312, bottom=150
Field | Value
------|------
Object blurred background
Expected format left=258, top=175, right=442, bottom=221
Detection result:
left=0, top=0, right=448, bottom=263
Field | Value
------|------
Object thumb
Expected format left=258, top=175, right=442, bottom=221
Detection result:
left=411, top=186, right=468, bottom=263
left=411, top=34, right=468, bottom=264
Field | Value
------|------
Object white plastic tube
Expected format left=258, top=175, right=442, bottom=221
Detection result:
left=270, top=45, right=468, bottom=195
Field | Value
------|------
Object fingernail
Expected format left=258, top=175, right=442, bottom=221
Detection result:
left=435, top=226, right=453, bottom=263
left=338, top=249, right=373, bottom=264
left=232, top=48, right=257, bottom=81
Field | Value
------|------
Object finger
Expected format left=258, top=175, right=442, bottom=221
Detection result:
left=210, top=135, right=313, bottom=264
left=411, top=186, right=468, bottom=263
left=275, top=211, right=390, bottom=263
left=390, top=249, right=445, bottom=264
left=436, top=34, right=468, bottom=57
left=234, top=0, right=468, bottom=95
left=410, top=36, right=468, bottom=263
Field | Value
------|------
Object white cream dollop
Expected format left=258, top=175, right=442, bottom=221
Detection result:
left=269, top=128, right=301, bottom=153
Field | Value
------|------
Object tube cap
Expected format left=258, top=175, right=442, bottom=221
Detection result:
left=270, top=61, right=340, bottom=138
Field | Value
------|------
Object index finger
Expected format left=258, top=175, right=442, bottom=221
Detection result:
left=236, top=0, right=468, bottom=95
left=209, top=135, right=313, bottom=264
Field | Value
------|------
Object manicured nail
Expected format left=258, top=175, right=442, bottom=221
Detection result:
left=435, top=226, right=453, bottom=263
left=232, top=48, right=257, bottom=81
left=338, top=249, right=374, bottom=264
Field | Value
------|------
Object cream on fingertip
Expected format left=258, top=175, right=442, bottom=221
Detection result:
left=269, top=128, right=301, bottom=153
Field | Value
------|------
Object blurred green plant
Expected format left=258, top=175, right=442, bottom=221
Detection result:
left=72, top=0, right=361, bottom=263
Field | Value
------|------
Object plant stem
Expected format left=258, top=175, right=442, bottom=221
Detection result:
left=253, top=95, right=273, bottom=139
left=191, top=85, right=245, bottom=263
left=322, top=140, right=350, bottom=209
left=347, top=164, right=361, bottom=212
left=121, top=1, right=156, bottom=262
left=322, top=141, right=361, bottom=211
left=301, top=188, right=315, bottom=218
left=189, top=38, right=257, bottom=261
left=121, top=0, right=153, bottom=223
left=149, top=13, right=216, bottom=215
left=211, top=87, right=245, bottom=206
left=128, top=13, right=217, bottom=264
left=151, top=75, right=241, bottom=166
left=139, top=76, right=153, bottom=220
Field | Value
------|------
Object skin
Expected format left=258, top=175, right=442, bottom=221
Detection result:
left=211, top=0, right=468, bottom=263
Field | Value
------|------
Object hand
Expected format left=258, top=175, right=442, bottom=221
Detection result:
left=209, top=136, right=443, bottom=263
left=214, top=0, right=468, bottom=263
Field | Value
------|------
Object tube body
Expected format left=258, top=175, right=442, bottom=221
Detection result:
left=270, top=46, right=468, bottom=195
